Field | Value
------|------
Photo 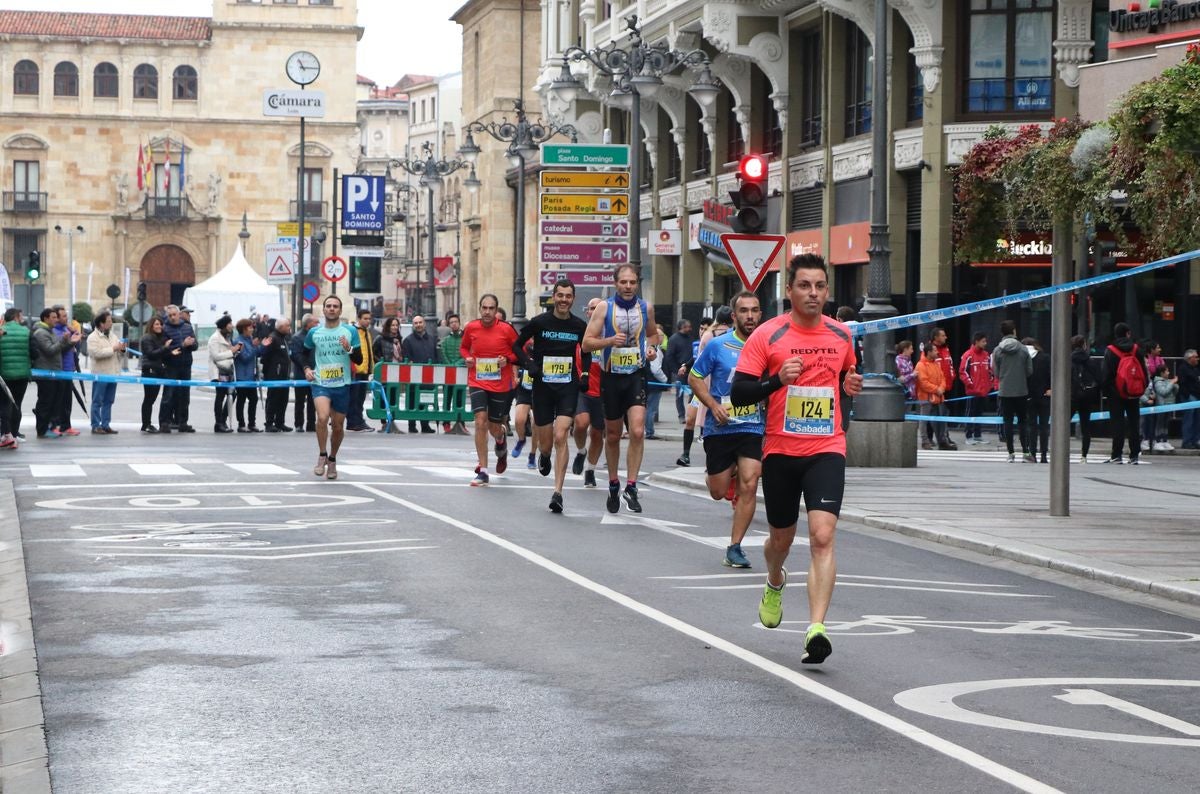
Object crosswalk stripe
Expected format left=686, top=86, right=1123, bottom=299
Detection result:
left=226, top=463, right=297, bottom=475
left=29, top=464, right=85, bottom=478
left=331, top=464, right=394, bottom=476
left=128, top=463, right=192, bottom=476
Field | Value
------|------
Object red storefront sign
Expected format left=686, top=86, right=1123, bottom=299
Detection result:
left=829, top=222, right=870, bottom=265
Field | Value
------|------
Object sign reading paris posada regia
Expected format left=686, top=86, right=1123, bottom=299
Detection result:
left=262, top=89, right=326, bottom=118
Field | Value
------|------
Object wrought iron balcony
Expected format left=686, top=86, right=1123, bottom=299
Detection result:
left=147, top=197, right=188, bottom=221
left=3, top=191, right=47, bottom=212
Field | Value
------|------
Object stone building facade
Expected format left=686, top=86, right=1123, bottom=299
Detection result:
left=0, top=1, right=361, bottom=318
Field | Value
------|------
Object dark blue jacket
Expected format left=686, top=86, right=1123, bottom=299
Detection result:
left=163, top=317, right=198, bottom=370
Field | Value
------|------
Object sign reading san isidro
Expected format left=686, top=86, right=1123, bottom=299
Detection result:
left=262, top=89, right=326, bottom=118
left=1110, top=1, right=1200, bottom=33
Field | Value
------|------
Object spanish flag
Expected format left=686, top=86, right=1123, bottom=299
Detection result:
left=136, top=140, right=145, bottom=191
left=142, top=140, right=152, bottom=193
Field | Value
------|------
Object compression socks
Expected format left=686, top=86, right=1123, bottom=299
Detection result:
left=682, top=429, right=694, bottom=455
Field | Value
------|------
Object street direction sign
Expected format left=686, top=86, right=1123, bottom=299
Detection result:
left=540, top=171, right=631, bottom=189
left=276, top=222, right=312, bottom=237
left=321, top=255, right=348, bottom=282
left=341, top=174, right=387, bottom=231
left=540, top=219, right=629, bottom=238
left=541, top=193, right=629, bottom=216
left=541, top=143, right=630, bottom=167
left=721, top=233, right=786, bottom=292
left=341, top=246, right=386, bottom=259
left=265, top=242, right=295, bottom=285
left=540, top=241, right=629, bottom=265
left=539, top=269, right=619, bottom=288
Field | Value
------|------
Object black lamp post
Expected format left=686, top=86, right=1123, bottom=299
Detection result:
left=458, top=99, right=572, bottom=325
left=546, top=15, right=721, bottom=272
left=389, top=141, right=477, bottom=323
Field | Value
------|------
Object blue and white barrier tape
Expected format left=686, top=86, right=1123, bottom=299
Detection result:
left=31, top=369, right=310, bottom=389
left=853, top=248, right=1200, bottom=338
left=903, top=397, right=1200, bottom=424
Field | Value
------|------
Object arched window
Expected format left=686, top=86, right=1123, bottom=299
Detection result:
left=53, top=62, right=78, bottom=97
left=172, top=65, right=197, bottom=101
left=133, top=64, right=158, bottom=99
left=13, top=60, right=38, bottom=96
left=93, top=62, right=118, bottom=98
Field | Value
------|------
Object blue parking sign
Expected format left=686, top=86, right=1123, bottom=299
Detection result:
left=341, top=174, right=386, bottom=231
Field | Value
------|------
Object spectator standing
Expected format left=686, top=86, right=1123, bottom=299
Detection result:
left=53, top=307, right=80, bottom=436
left=1177, top=348, right=1200, bottom=449
left=1139, top=340, right=1165, bottom=453
left=401, top=314, right=438, bottom=434
left=959, top=332, right=994, bottom=445
left=663, top=319, right=693, bottom=422
left=138, top=316, right=168, bottom=433
left=208, top=315, right=236, bottom=434
left=372, top=317, right=404, bottom=433
left=992, top=319, right=1033, bottom=463
left=261, top=317, right=292, bottom=432
left=254, top=313, right=273, bottom=341
left=1149, top=363, right=1178, bottom=452
left=915, top=344, right=954, bottom=450
left=1102, top=321, right=1146, bottom=464
left=645, top=324, right=667, bottom=439
left=895, top=340, right=916, bottom=399
left=160, top=304, right=198, bottom=433
left=86, top=310, right=125, bottom=434
left=923, top=327, right=955, bottom=446
left=290, top=313, right=318, bottom=432
left=31, top=307, right=76, bottom=439
left=345, top=309, right=376, bottom=432
left=1024, top=337, right=1051, bottom=463
left=439, top=313, right=469, bottom=435
left=232, top=318, right=263, bottom=432
left=0, top=308, right=31, bottom=443
left=1069, top=334, right=1102, bottom=463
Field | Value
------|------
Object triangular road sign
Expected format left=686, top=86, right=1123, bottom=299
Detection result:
left=268, top=255, right=293, bottom=277
left=721, top=233, right=786, bottom=292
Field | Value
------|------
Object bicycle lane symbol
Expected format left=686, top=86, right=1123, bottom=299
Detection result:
left=759, top=615, right=1200, bottom=643
left=894, top=678, right=1200, bottom=747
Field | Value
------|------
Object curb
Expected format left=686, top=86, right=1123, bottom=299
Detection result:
left=0, top=479, right=52, bottom=793
left=649, top=470, right=1200, bottom=608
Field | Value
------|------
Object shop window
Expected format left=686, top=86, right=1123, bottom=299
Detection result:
left=94, top=62, right=118, bottom=98
left=907, top=29, right=923, bottom=123
left=844, top=22, right=872, bottom=138
left=173, top=65, right=198, bottom=101
left=964, top=0, right=1053, bottom=114
left=798, top=29, right=822, bottom=147
left=53, top=62, right=78, bottom=97
left=13, top=60, right=38, bottom=96
left=134, top=64, right=158, bottom=99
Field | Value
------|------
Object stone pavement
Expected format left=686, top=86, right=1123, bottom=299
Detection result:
left=651, top=434, right=1200, bottom=608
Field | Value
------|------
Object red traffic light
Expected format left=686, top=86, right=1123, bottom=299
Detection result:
left=738, top=154, right=768, bottom=182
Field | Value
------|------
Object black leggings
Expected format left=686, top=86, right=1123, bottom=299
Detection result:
left=999, top=396, right=1028, bottom=455
left=142, top=384, right=160, bottom=428
left=1026, top=396, right=1050, bottom=456
left=235, top=387, right=258, bottom=427
left=1073, top=398, right=1098, bottom=457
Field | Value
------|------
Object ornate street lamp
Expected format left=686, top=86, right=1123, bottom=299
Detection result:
left=389, top=141, right=477, bottom=322
left=548, top=15, right=720, bottom=271
left=458, top=99, right=576, bottom=325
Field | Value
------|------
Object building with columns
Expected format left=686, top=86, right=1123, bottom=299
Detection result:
left=0, top=1, right=361, bottom=319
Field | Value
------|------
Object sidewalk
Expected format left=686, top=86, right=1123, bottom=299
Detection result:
left=649, top=410, right=1200, bottom=607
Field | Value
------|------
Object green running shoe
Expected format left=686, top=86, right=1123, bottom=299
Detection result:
left=758, top=568, right=787, bottom=628
left=802, top=622, right=832, bottom=665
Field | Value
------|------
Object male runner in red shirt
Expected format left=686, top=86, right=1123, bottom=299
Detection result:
left=460, top=293, right=519, bottom=485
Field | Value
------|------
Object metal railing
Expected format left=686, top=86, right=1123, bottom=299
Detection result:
left=3, top=191, right=47, bottom=212
left=147, top=197, right=187, bottom=220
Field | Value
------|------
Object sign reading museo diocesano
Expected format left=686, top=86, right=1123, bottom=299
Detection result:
left=263, top=90, right=326, bottom=118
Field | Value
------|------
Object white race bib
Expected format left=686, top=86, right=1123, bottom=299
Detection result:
left=543, top=356, right=572, bottom=384
left=783, top=386, right=835, bottom=436
left=476, top=358, right=502, bottom=381
left=609, top=346, right=641, bottom=375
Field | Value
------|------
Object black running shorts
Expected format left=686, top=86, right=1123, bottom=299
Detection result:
left=576, top=391, right=605, bottom=432
left=470, top=387, right=514, bottom=424
left=703, top=432, right=763, bottom=476
left=514, top=386, right=532, bottom=407
left=760, top=452, right=846, bottom=527
left=600, top=371, right=647, bottom=421
left=532, top=382, right=578, bottom=426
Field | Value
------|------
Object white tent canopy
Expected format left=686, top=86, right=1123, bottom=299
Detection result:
left=181, top=244, right=284, bottom=327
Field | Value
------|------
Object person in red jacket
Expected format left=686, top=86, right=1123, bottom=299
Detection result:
left=923, top=327, right=955, bottom=447
left=959, top=332, right=995, bottom=445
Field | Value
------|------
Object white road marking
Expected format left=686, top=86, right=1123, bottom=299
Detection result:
left=332, top=464, right=394, bottom=476
left=673, top=582, right=1048, bottom=597
left=98, top=546, right=438, bottom=561
left=355, top=483, right=1062, bottom=794
left=129, top=463, right=191, bottom=476
left=895, top=678, right=1200, bottom=747
left=1054, top=689, right=1200, bottom=736
left=226, top=463, right=297, bottom=475
left=29, top=464, right=85, bottom=478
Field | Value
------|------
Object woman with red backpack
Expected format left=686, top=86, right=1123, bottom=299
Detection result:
left=1102, top=322, right=1147, bottom=464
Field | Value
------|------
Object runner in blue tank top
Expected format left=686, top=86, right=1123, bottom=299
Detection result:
left=302, top=295, right=362, bottom=481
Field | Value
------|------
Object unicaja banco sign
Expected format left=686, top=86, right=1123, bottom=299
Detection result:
left=1110, top=1, right=1200, bottom=33
left=262, top=89, right=326, bottom=118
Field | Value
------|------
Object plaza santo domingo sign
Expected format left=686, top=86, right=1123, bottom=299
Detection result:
left=262, top=90, right=326, bottom=118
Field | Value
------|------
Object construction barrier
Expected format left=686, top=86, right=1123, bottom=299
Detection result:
left=367, top=362, right=472, bottom=426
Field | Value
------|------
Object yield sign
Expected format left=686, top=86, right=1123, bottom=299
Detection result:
left=721, top=233, right=786, bottom=292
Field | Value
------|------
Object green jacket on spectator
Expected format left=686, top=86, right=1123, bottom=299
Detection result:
left=0, top=321, right=31, bottom=380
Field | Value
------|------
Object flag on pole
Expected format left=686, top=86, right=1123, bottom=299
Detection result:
left=136, top=140, right=145, bottom=191
left=163, top=138, right=172, bottom=193
left=178, top=144, right=186, bottom=193
left=142, top=140, right=152, bottom=193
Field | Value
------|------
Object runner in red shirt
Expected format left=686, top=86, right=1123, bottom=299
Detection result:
left=572, top=298, right=606, bottom=488
left=460, top=293, right=519, bottom=486
left=731, top=254, right=862, bottom=665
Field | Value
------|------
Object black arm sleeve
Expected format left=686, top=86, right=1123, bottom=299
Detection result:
left=350, top=346, right=364, bottom=366
left=730, top=371, right=784, bottom=406
left=512, top=319, right=537, bottom=367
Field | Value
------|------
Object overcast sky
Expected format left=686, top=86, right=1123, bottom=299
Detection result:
left=22, top=0, right=464, bottom=86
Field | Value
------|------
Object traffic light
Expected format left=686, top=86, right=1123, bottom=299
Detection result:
left=730, top=154, right=769, bottom=234
left=25, top=250, right=40, bottom=282
left=137, top=281, right=148, bottom=302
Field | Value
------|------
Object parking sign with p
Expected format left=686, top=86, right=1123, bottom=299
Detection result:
left=341, top=174, right=386, bottom=232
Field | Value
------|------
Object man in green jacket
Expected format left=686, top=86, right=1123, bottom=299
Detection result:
left=439, top=313, right=468, bottom=434
left=0, top=308, right=31, bottom=446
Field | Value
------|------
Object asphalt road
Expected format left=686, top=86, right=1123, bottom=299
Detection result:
left=9, top=430, right=1200, bottom=793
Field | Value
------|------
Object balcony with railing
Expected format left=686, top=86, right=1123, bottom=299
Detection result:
left=3, top=191, right=47, bottom=212
left=289, top=200, right=328, bottom=221
left=147, top=197, right=188, bottom=221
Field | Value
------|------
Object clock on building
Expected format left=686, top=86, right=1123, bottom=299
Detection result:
left=286, top=51, right=321, bottom=86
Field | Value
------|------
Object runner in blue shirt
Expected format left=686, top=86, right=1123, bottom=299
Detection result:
left=688, top=291, right=764, bottom=569
left=302, top=295, right=362, bottom=480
